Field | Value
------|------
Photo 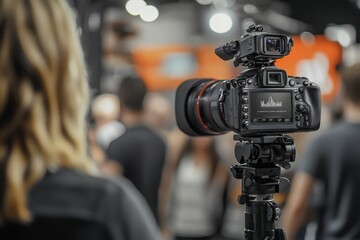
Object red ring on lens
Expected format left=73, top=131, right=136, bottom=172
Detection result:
left=196, top=81, right=214, bottom=130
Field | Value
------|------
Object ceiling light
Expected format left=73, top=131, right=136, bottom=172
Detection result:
left=125, top=0, right=146, bottom=16
left=140, top=5, right=159, bottom=22
left=196, top=0, right=213, bottom=5
left=209, top=13, right=233, bottom=33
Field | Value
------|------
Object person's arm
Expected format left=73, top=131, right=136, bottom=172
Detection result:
left=282, top=172, right=316, bottom=240
left=105, top=140, right=126, bottom=176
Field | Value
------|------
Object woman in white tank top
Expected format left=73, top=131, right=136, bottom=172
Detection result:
left=169, top=137, right=228, bottom=240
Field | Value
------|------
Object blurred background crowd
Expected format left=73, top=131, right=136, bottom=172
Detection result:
left=1, top=0, right=360, bottom=240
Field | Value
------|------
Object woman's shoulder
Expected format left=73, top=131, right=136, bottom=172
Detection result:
left=41, top=167, right=129, bottom=190
left=61, top=169, right=161, bottom=240
left=29, top=168, right=139, bottom=218
left=28, top=168, right=161, bottom=240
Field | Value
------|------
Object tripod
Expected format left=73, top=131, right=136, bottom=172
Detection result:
left=230, top=134, right=295, bottom=240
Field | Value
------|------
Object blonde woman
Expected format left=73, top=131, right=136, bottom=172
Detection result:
left=0, top=1, right=161, bottom=240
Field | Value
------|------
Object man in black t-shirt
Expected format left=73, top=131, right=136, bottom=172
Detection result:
left=107, top=76, right=166, bottom=224
left=282, top=63, right=360, bottom=240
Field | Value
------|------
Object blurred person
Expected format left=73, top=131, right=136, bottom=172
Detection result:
left=143, top=93, right=179, bottom=238
left=168, top=137, right=228, bottom=240
left=144, top=93, right=172, bottom=135
left=282, top=63, right=360, bottom=240
left=89, top=94, right=125, bottom=175
left=0, top=1, right=161, bottom=239
left=107, top=76, right=167, bottom=224
left=91, top=94, right=121, bottom=129
left=158, top=128, right=189, bottom=240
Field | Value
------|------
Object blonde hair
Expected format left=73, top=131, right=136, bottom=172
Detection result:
left=0, top=0, right=92, bottom=222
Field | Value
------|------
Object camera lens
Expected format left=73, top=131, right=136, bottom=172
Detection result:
left=265, top=37, right=281, bottom=54
left=175, top=79, right=229, bottom=136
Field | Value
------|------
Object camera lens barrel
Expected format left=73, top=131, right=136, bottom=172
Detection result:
left=175, top=79, right=229, bottom=136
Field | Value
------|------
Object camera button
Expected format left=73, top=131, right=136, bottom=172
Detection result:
left=247, top=79, right=253, bottom=84
left=268, top=118, right=274, bottom=122
left=304, top=116, right=309, bottom=121
left=295, top=94, right=301, bottom=100
left=295, top=115, right=301, bottom=121
left=243, top=121, right=249, bottom=128
left=277, top=118, right=283, bottom=122
left=261, top=118, right=267, bottom=122
left=303, top=81, right=309, bottom=86
left=241, top=89, right=248, bottom=95
left=239, top=80, right=246, bottom=86
left=284, top=118, right=291, bottom=122
left=243, top=113, right=249, bottom=119
left=304, top=121, right=309, bottom=127
left=299, top=87, right=304, bottom=93
left=296, top=104, right=304, bottom=112
left=242, top=107, right=248, bottom=112
left=289, top=80, right=295, bottom=87
left=296, top=122, right=301, bottom=128
left=242, top=97, right=248, bottom=104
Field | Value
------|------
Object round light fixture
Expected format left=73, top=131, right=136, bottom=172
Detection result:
left=209, top=13, right=233, bottom=33
left=140, top=5, right=159, bottom=22
left=125, top=0, right=146, bottom=16
left=196, top=0, right=213, bottom=5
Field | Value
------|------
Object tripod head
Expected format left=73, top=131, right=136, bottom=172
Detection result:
left=230, top=134, right=295, bottom=240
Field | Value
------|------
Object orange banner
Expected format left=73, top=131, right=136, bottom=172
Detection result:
left=132, top=45, right=234, bottom=91
left=133, top=37, right=342, bottom=103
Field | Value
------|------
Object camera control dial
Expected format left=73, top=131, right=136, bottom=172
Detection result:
left=296, top=103, right=308, bottom=113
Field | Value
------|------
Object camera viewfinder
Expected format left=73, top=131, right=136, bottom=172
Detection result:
left=264, top=36, right=281, bottom=54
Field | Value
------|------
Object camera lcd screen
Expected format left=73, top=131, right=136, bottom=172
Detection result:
left=265, top=37, right=281, bottom=54
left=250, top=92, right=292, bottom=123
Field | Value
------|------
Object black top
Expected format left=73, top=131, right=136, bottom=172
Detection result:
left=300, top=121, right=360, bottom=240
left=0, top=168, right=161, bottom=240
left=107, top=125, right=166, bottom=223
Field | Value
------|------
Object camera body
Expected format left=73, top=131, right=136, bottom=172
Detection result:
left=219, top=67, right=321, bottom=136
left=175, top=25, right=321, bottom=137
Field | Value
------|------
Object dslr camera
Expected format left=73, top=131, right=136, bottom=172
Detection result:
left=175, top=25, right=321, bottom=136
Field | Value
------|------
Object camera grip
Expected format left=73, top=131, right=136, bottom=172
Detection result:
left=301, top=84, right=321, bottom=130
